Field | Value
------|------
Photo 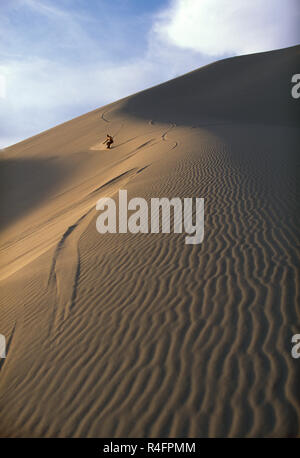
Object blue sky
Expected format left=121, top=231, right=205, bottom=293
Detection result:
left=0, top=0, right=299, bottom=148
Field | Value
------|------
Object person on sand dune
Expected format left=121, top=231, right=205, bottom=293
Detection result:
left=103, top=134, right=114, bottom=149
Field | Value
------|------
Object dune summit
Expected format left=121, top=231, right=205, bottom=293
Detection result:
left=0, top=45, right=299, bottom=438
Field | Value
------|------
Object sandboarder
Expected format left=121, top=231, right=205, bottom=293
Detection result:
left=103, top=134, right=114, bottom=149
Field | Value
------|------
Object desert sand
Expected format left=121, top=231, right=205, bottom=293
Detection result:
left=0, top=45, right=299, bottom=437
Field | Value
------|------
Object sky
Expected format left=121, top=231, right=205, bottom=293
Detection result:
left=0, top=0, right=299, bottom=148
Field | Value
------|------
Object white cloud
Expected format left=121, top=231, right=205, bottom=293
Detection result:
left=0, top=74, right=6, bottom=98
left=154, top=0, right=299, bottom=56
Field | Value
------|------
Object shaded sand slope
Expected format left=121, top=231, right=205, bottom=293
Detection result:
left=0, top=46, right=299, bottom=437
left=122, top=45, right=300, bottom=125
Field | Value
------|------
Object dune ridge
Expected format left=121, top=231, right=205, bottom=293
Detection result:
left=0, top=46, right=299, bottom=437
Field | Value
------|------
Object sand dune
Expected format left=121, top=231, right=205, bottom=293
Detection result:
left=0, top=46, right=299, bottom=437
